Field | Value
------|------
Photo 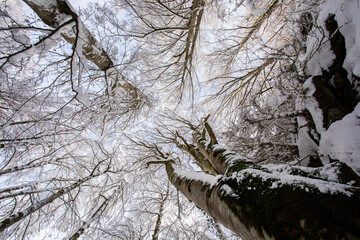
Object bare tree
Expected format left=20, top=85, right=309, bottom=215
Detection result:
left=0, top=143, right=116, bottom=238
left=145, top=116, right=360, bottom=239
left=204, top=0, right=321, bottom=111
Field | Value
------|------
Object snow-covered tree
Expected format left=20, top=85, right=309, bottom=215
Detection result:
left=1, top=0, right=360, bottom=239
left=145, top=116, right=360, bottom=239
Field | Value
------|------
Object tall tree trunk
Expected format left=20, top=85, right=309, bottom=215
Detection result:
left=192, top=121, right=253, bottom=175
left=160, top=157, right=360, bottom=240
left=175, top=133, right=218, bottom=175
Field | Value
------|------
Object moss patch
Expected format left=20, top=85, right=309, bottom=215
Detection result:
left=217, top=170, right=360, bottom=239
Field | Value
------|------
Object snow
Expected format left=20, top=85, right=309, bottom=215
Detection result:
left=305, top=0, right=360, bottom=82
left=263, top=162, right=347, bottom=184
left=173, top=166, right=221, bottom=187
left=73, top=85, right=90, bottom=107
left=319, top=103, right=360, bottom=175
left=245, top=0, right=266, bottom=16
left=236, top=167, right=354, bottom=196
left=212, top=144, right=251, bottom=165
left=295, top=116, right=319, bottom=163
left=306, top=41, right=335, bottom=76
left=322, top=0, right=360, bottom=81
left=11, top=30, right=31, bottom=45
left=2, top=0, right=360, bottom=238
left=68, top=0, right=98, bottom=9
left=302, top=78, right=326, bottom=134
left=220, top=184, right=235, bottom=196
left=304, top=0, right=340, bottom=77
left=5, top=0, right=27, bottom=25
left=301, top=0, right=360, bottom=174
left=318, top=163, right=343, bottom=182
left=299, top=0, right=360, bottom=172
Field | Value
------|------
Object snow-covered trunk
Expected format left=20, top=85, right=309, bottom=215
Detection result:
left=299, top=8, right=360, bottom=168
left=0, top=176, right=90, bottom=233
left=305, top=14, right=358, bottom=131
left=193, top=127, right=228, bottom=174
left=23, top=0, right=139, bottom=100
left=163, top=159, right=360, bottom=240
left=176, top=141, right=219, bottom=175
left=163, top=161, right=262, bottom=240
left=193, top=130, right=253, bottom=175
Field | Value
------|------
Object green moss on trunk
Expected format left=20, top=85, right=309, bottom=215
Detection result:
left=217, top=169, right=360, bottom=239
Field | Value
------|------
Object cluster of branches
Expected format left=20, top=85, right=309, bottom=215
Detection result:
left=198, top=0, right=324, bottom=166
left=0, top=0, right=144, bottom=238
left=205, top=0, right=320, bottom=109
left=125, top=113, right=242, bottom=239
left=84, top=0, right=207, bottom=100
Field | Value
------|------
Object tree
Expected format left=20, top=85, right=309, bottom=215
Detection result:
left=146, top=117, right=360, bottom=239
left=0, top=0, right=136, bottom=238
left=1, top=0, right=360, bottom=239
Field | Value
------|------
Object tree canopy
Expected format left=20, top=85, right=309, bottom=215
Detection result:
left=1, top=0, right=360, bottom=239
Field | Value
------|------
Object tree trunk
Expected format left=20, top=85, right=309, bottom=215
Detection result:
left=192, top=123, right=253, bottom=175
left=152, top=184, right=169, bottom=240
left=162, top=158, right=360, bottom=240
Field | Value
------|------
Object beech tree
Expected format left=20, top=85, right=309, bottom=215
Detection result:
left=145, top=116, right=360, bottom=239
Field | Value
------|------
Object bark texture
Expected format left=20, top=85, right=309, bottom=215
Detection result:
left=164, top=159, right=360, bottom=240
left=69, top=192, right=114, bottom=240
left=164, top=162, right=261, bottom=239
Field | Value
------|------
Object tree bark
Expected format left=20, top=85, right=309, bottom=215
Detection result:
left=192, top=126, right=253, bottom=175
left=152, top=184, right=169, bottom=240
left=162, top=158, right=360, bottom=240
left=175, top=139, right=219, bottom=175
